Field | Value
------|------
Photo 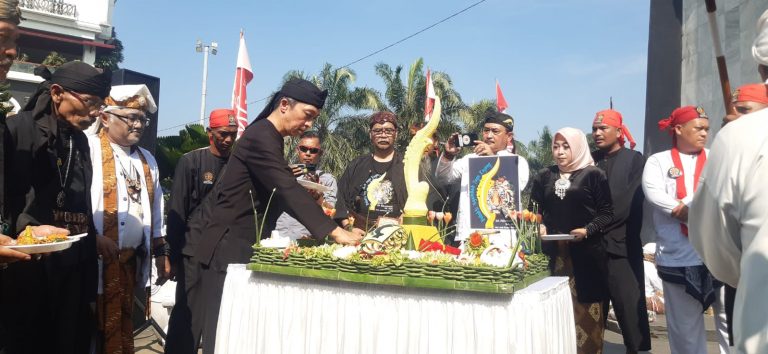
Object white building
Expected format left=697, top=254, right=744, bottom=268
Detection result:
left=9, top=0, right=117, bottom=106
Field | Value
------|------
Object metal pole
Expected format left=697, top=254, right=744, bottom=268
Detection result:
left=199, top=46, right=209, bottom=127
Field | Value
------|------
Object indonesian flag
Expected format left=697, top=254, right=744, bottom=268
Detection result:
left=497, top=81, right=515, bottom=153
left=231, top=31, right=253, bottom=138
left=496, top=80, right=509, bottom=113
left=424, top=69, right=436, bottom=122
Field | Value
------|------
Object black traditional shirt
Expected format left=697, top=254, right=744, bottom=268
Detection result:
left=529, top=165, right=613, bottom=302
left=592, top=147, right=646, bottom=257
left=194, top=119, right=338, bottom=271
left=166, top=147, right=227, bottom=262
left=335, top=153, right=407, bottom=227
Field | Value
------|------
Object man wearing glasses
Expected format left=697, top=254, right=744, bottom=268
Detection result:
left=436, top=111, right=530, bottom=247
left=274, top=131, right=337, bottom=240
left=335, top=111, right=408, bottom=229
left=722, top=83, right=768, bottom=126
left=3, top=61, right=111, bottom=354
left=165, top=108, right=237, bottom=353
left=85, top=84, right=166, bottom=353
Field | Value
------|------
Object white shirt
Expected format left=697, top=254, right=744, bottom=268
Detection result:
left=275, top=171, right=338, bottom=240
left=689, top=111, right=768, bottom=354
left=435, top=150, right=530, bottom=246
left=88, top=136, right=164, bottom=293
left=642, top=148, right=708, bottom=267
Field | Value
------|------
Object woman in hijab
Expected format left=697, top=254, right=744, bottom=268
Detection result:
left=529, top=127, right=613, bottom=354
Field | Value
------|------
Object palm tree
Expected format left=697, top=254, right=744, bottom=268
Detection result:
left=523, top=126, right=555, bottom=174
left=374, top=58, right=466, bottom=149
left=281, top=63, right=386, bottom=177
left=155, top=124, right=209, bottom=185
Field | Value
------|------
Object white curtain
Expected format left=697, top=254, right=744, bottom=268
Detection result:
left=215, top=264, right=576, bottom=354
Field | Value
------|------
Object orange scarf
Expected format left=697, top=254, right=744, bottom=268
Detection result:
left=96, top=131, right=154, bottom=354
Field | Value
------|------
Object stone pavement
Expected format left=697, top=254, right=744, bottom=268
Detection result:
left=135, top=314, right=725, bottom=353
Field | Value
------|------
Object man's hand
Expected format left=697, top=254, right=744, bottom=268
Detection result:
left=290, top=165, right=304, bottom=177
left=539, top=224, right=548, bottom=237
left=570, top=228, right=588, bottom=242
left=472, top=141, right=494, bottom=156
left=155, top=256, right=172, bottom=285
left=671, top=202, right=688, bottom=222
left=96, top=235, right=119, bottom=264
left=0, top=235, right=31, bottom=263
left=30, top=225, right=70, bottom=237
left=329, top=227, right=363, bottom=246
left=443, top=133, right=460, bottom=159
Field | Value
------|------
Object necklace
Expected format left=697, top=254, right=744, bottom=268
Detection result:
left=56, top=138, right=74, bottom=208
left=554, top=172, right=571, bottom=200
left=115, top=150, right=142, bottom=203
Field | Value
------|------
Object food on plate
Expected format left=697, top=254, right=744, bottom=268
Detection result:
left=15, top=226, right=68, bottom=245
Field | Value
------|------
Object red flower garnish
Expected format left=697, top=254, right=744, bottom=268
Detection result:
left=469, top=232, right=483, bottom=248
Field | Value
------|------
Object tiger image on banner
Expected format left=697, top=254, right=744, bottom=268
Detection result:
left=468, top=155, right=520, bottom=230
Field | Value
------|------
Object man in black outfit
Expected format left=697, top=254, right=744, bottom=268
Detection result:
left=591, top=109, right=651, bottom=354
left=165, top=108, right=237, bottom=353
left=2, top=61, right=110, bottom=354
left=192, top=79, right=364, bottom=354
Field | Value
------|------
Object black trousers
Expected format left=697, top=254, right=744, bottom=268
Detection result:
left=165, top=255, right=205, bottom=354
left=0, top=258, right=94, bottom=354
left=200, top=264, right=227, bottom=354
left=605, top=253, right=651, bottom=351
left=725, top=284, right=736, bottom=346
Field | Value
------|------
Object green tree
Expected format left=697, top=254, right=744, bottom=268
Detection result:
left=42, top=51, right=67, bottom=67
left=374, top=58, right=466, bottom=149
left=95, top=29, right=124, bottom=71
left=281, top=63, right=386, bottom=177
left=155, top=124, right=209, bottom=187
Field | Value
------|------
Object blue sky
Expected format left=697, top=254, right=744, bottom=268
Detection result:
left=114, top=0, right=650, bottom=148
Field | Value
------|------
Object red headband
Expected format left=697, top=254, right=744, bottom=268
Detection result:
left=732, top=83, right=768, bottom=104
left=658, top=106, right=707, bottom=134
left=209, top=109, right=237, bottom=129
left=593, top=109, right=637, bottom=149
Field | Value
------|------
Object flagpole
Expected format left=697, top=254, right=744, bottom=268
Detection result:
left=705, top=0, right=733, bottom=114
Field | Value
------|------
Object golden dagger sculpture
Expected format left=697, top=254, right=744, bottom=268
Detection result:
left=401, top=96, right=443, bottom=245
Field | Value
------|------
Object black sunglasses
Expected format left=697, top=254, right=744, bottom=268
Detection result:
left=298, top=145, right=321, bottom=154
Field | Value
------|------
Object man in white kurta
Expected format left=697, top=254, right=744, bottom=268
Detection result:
left=87, top=84, right=167, bottom=353
left=436, top=111, right=530, bottom=246
left=689, top=103, right=768, bottom=354
left=642, top=106, right=729, bottom=354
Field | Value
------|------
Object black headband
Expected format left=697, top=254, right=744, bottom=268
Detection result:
left=253, top=78, right=328, bottom=122
left=484, top=111, right=515, bottom=131
left=23, top=62, right=112, bottom=113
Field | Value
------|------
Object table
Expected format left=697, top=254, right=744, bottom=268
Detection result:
left=215, top=264, right=576, bottom=354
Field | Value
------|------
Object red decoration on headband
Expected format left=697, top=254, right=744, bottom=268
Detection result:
left=658, top=106, right=707, bottom=135
left=209, top=109, right=237, bottom=128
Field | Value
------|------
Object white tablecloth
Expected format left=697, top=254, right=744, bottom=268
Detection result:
left=215, top=264, right=576, bottom=354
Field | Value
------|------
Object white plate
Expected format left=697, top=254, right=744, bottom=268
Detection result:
left=6, top=238, right=80, bottom=254
left=540, top=234, right=575, bottom=241
left=68, top=233, right=88, bottom=240
left=297, top=179, right=331, bottom=192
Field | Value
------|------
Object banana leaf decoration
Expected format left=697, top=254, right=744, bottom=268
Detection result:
left=476, top=157, right=501, bottom=229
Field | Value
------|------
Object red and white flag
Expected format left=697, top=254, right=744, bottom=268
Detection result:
left=231, top=31, right=253, bottom=138
left=496, top=80, right=508, bottom=113
left=424, top=69, right=436, bottom=122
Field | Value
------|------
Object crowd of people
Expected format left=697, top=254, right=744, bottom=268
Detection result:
left=0, top=0, right=767, bottom=353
